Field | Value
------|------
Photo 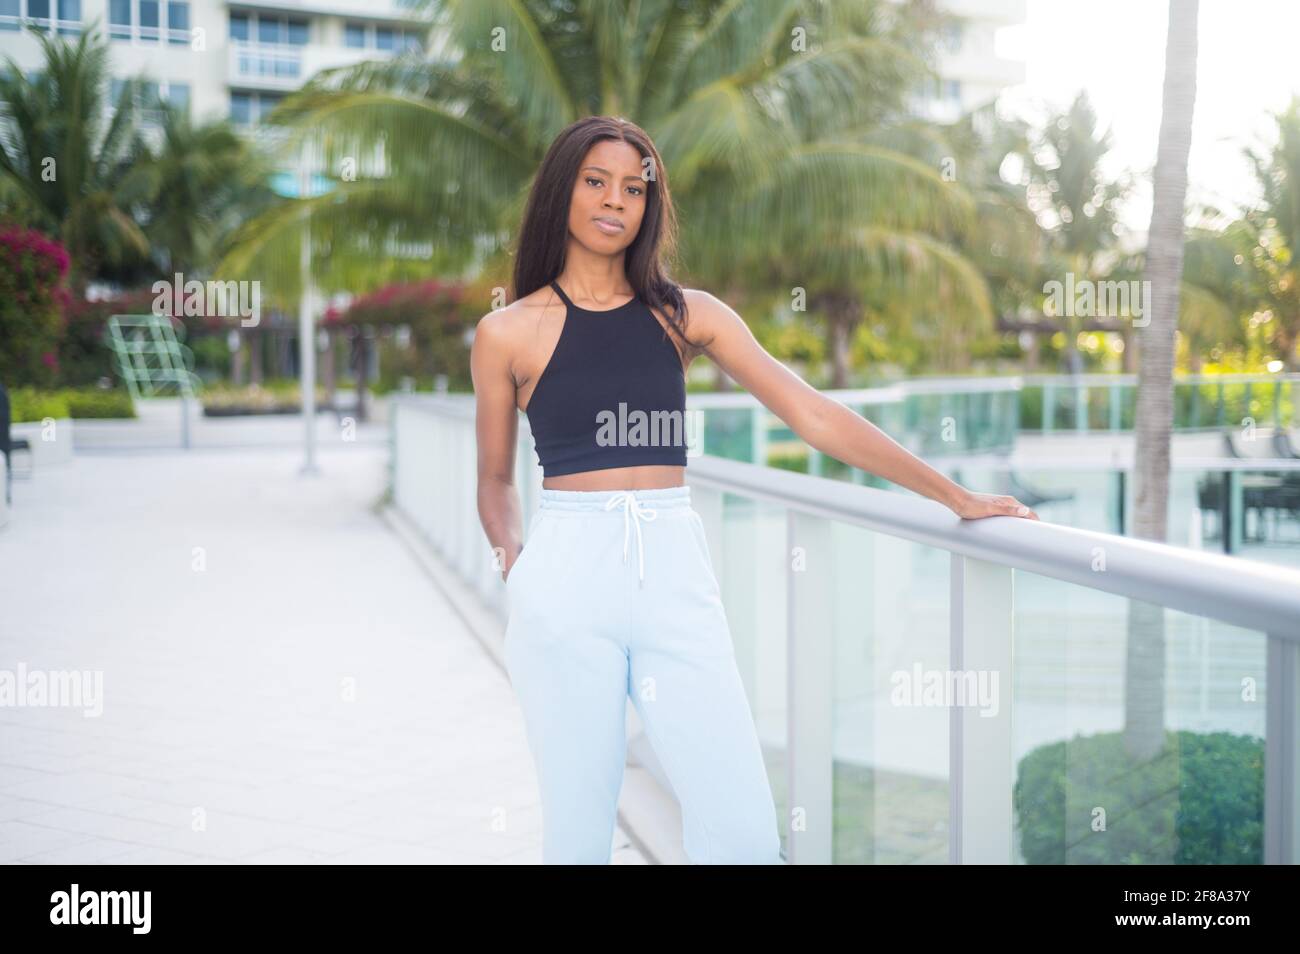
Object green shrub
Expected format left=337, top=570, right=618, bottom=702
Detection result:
left=768, top=449, right=809, bottom=473
left=1014, top=729, right=1263, bottom=864
left=7, top=387, right=136, bottom=421
left=65, top=388, right=135, bottom=418
left=200, top=381, right=327, bottom=414
left=9, top=386, right=70, bottom=423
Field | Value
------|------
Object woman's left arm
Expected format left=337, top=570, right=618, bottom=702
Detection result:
left=685, top=290, right=1039, bottom=521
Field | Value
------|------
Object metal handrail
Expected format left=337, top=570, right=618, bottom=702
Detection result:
left=394, top=393, right=1300, bottom=637
left=686, top=453, right=1300, bottom=639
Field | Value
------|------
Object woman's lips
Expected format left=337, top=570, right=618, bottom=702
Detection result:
left=594, top=218, right=624, bottom=234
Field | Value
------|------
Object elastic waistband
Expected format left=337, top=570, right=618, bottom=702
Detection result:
left=538, top=485, right=691, bottom=511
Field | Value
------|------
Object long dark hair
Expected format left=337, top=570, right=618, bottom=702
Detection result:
left=510, top=116, right=691, bottom=352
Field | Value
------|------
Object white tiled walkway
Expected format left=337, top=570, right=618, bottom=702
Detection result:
left=0, top=441, right=645, bottom=864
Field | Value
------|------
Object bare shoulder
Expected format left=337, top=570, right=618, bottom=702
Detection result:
left=475, top=287, right=562, bottom=340
left=677, top=287, right=738, bottom=350
left=473, top=288, right=564, bottom=388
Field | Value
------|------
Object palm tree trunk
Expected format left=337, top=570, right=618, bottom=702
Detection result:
left=1278, top=320, right=1299, bottom=371
left=250, top=330, right=264, bottom=386
left=822, top=293, right=857, bottom=389
left=1121, top=326, right=1138, bottom=373
left=1126, top=0, right=1199, bottom=763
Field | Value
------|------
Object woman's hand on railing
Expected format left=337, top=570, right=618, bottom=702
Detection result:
left=948, top=489, right=1040, bottom=522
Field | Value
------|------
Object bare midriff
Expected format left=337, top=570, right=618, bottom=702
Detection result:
left=541, top=465, right=687, bottom=491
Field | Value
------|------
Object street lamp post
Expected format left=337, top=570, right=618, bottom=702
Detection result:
left=299, top=145, right=319, bottom=477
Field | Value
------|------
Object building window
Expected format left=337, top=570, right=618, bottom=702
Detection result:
left=257, top=92, right=285, bottom=121
left=139, top=80, right=162, bottom=120
left=26, top=0, right=49, bottom=31
left=108, top=0, right=129, bottom=38
left=942, top=21, right=963, bottom=54
left=110, top=77, right=189, bottom=123
left=342, top=21, right=422, bottom=53
left=169, top=81, right=188, bottom=112
left=57, top=0, right=78, bottom=33
left=943, top=79, right=961, bottom=102
left=107, top=0, right=188, bottom=43
left=138, top=0, right=158, bottom=41
left=231, top=12, right=308, bottom=81
left=232, top=12, right=309, bottom=46
left=167, top=0, right=187, bottom=44
left=230, top=91, right=252, bottom=125
left=229, top=90, right=286, bottom=127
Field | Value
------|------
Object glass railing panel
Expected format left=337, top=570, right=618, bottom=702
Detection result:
left=1012, top=573, right=1267, bottom=864
left=708, top=491, right=790, bottom=859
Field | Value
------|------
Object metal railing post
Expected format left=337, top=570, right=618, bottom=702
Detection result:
left=787, top=509, right=834, bottom=864
left=949, top=554, right=1015, bottom=864
left=1265, top=632, right=1299, bottom=864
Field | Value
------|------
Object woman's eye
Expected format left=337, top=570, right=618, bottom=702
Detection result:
left=627, top=185, right=643, bottom=196
left=586, top=177, right=603, bottom=187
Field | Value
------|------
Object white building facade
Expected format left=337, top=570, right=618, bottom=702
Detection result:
left=3, top=0, right=1026, bottom=131
left=0, top=0, right=429, bottom=128
left=898, top=0, right=1028, bottom=125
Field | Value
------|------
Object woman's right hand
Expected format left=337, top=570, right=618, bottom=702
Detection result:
left=503, top=547, right=523, bottom=583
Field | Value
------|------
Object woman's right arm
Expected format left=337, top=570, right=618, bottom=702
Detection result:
left=469, top=308, right=526, bottom=582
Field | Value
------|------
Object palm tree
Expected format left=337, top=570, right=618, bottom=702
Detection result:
left=1126, top=0, right=1199, bottom=763
left=133, top=103, right=277, bottom=277
left=1023, top=92, right=1133, bottom=376
left=905, top=99, right=1048, bottom=372
left=0, top=23, right=152, bottom=296
left=217, top=0, right=987, bottom=390
left=1178, top=222, right=1256, bottom=371
left=1241, top=97, right=1300, bottom=370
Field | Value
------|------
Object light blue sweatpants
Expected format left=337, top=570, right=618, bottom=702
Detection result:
left=503, top=485, right=783, bottom=865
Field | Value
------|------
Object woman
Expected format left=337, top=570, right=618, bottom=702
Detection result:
left=471, top=116, right=1038, bottom=865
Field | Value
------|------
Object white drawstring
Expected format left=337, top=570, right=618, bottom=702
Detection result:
left=603, top=492, right=659, bottom=584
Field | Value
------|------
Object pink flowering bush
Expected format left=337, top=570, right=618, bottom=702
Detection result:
left=324, top=279, right=474, bottom=390
left=0, top=225, right=71, bottom=387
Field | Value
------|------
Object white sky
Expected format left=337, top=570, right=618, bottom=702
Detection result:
left=995, top=0, right=1300, bottom=235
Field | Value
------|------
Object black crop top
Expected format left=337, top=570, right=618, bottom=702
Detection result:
left=522, top=280, right=689, bottom=477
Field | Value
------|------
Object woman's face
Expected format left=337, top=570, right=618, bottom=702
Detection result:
left=567, top=139, right=647, bottom=254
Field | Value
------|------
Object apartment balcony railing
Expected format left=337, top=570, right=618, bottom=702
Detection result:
left=389, top=394, right=1300, bottom=865
left=228, top=43, right=388, bottom=91
left=0, top=14, right=82, bottom=35
left=1021, top=372, right=1299, bottom=434
left=686, top=373, right=1300, bottom=468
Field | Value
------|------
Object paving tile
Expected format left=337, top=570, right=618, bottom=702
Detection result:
left=0, top=443, right=647, bottom=867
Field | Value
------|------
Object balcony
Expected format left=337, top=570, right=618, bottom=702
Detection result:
left=225, top=0, right=418, bottom=23
left=389, top=393, right=1300, bottom=864
left=228, top=42, right=395, bottom=91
